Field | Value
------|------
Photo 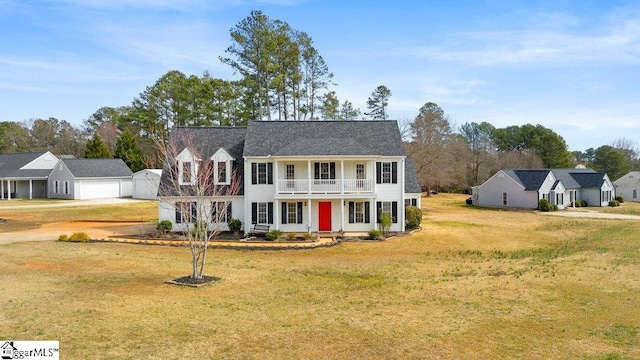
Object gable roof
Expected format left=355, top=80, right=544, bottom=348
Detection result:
left=159, top=126, right=247, bottom=196
left=243, top=121, right=405, bottom=157
left=61, top=158, right=133, bottom=178
left=501, top=168, right=598, bottom=191
left=570, top=172, right=607, bottom=188
left=614, top=171, right=640, bottom=184
left=0, top=152, right=57, bottom=178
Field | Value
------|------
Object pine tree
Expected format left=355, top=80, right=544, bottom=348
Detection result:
left=84, top=132, right=112, bottom=159
left=115, top=129, right=145, bottom=172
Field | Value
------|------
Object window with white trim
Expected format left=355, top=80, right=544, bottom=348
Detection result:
left=376, top=201, right=398, bottom=223
left=502, top=192, right=508, bottom=206
left=280, top=201, right=303, bottom=224
left=181, top=161, right=193, bottom=184
left=217, top=161, right=227, bottom=184
left=176, top=202, right=197, bottom=224
left=251, top=202, right=273, bottom=224
left=286, top=164, right=295, bottom=188
left=212, top=201, right=232, bottom=223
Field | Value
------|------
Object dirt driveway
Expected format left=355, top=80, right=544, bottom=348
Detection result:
left=0, top=221, right=156, bottom=245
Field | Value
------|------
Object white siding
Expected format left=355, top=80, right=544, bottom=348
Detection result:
left=132, top=170, right=161, bottom=199
left=76, top=180, right=122, bottom=199
left=476, top=171, right=538, bottom=209
left=614, top=172, right=640, bottom=202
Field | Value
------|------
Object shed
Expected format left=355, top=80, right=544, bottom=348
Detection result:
left=132, top=169, right=162, bottom=199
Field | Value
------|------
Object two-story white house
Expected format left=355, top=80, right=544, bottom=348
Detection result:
left=157, top=121, right=422, bottom=235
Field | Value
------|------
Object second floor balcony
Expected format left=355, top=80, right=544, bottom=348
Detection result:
left=277, top=178, right=374, bottom=194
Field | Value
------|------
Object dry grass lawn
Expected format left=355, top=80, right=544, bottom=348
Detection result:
left=0, top=194, right=638, bottom=359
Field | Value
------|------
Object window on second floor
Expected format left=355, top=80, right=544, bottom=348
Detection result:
left=376, top=162, right=397, bottom=184
left=181, top=161, right=193, bottom=185
left=251, top=163, right=273, bottom=185
left=314, top=162, right=335, bottom=180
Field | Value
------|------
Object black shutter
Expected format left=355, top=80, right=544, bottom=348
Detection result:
left=376, top=162, right=382, bottom=184
left=314, top=162, right=320, bottom=179
left=297, top=202, right=303, bottom=224
left=281, top=202, right=287, bottom=224
left=251, top=163, right=257, bottom=184
left=392, top=162, right=398, bottom=184
left=348, top=202, right=354, bottom=223
left=175, top=203, right=182, bottom=224
left=376, top=201, right=382, bottom=223
left=365, top=202, right=370, bottom=223
left=251, top=202, right=257, bottom=224
left=392, top=201, right=398, bottom=223
left=226, top=202, right=232, bottom=221
left=267, top=163, right=273, bottom=184
left=267, top=202, right=274, bottom=224
left=330, top=162, right=336, bottom=179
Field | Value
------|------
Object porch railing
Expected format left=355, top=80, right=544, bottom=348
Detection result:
left=277, top=179, right=373, bottom=194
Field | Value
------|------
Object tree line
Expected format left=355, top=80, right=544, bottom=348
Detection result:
left=1, top=10, right=638, bottom=188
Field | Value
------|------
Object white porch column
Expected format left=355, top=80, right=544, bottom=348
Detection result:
left=340, top=198, right=345, bottom=232
left=274, top=199, right=280, bottom=231
left=307, top=161, right=312, bottom=194
left=29, top=180, right=33, bottom=200
left=7, top=180, right=11, bottom=200
left=340, top=160, right=344, bottom=194
left=1, top=180, right=4, bottom=200
left=307, top=198, right=312, bottom=233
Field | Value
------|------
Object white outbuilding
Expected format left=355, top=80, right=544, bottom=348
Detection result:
left=132, top=169, right=162, bottom=200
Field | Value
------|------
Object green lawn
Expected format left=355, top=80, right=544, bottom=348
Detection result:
left=0, top=194, right=638, bottom=359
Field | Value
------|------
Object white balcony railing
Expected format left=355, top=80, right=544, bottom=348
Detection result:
left=277, top=179, right=373, bottom=194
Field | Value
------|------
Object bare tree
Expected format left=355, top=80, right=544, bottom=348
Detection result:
left=157, top=132, right=242, bottom=280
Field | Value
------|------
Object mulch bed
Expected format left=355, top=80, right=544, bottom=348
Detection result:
left=165, top=275, right=221, bottom=287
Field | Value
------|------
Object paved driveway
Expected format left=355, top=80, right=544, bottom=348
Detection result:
left=539, top=210, right=640, bottom=220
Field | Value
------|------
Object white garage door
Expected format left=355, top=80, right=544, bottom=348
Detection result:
left=78, top=180, right=120, bottom=199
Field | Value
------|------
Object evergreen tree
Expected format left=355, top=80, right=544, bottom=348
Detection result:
left=84, top=132, right=112, bottom=159
left=365, top=85, right=392, bottom=120
left=115, top=129, right=145, bottom=172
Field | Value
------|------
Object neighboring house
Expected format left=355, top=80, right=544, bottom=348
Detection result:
left=132, top=169, right=162, bottom=200
left=0, top=151, right=59, bottom=200
left=472, top=168, right=615, bottom=209
left=49, top=158, right=133, bottom=200
left=614, top=171, right=640, bottom=202
left=158, top=121, right=422, bottom=235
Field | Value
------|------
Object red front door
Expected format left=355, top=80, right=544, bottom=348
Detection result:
left=318, top=202, right=332, bottom=231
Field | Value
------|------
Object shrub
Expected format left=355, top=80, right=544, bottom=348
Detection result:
left=228, top=218, right=242, bottom=233
left=368, top=229, right=383, bottom=240
left=379, top=213, right=392, bottom=235
left=265, top=229, right=282, bottom=241
left=58, top=234, right=68, bottom=242
left=615, top=195, right=624, bottom=203
left=405, top=206, right=422, bottom=229
left=581, top=200, right=588, bottom=207
left=538, top=199, right=552, bottom=212
left=572, top=201, right=582, bottom=207
left=68, top=232, right=90, bottom=242
left=552, top=204, right=559, bottom=211
left=609, top=200, right=620, bottom=207
left=157, top=220, right=172, bottom=233
left=286, top=233, right=297, bottom=241
left=303, top=232, right=313, bottom=240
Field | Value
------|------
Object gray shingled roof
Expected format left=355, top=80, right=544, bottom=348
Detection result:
left=570, top=172, right=606, bottom=188
left=62, top=158, right=133, bottom=178
left=503, top=168, right=599, bottom=190
left=243, top=120, right=405, bottom=157
left=405, top=157, right=422, bottom=193
left=0, top=152, right=52, bottom=178
left=159, top=126, right=247, bottom=196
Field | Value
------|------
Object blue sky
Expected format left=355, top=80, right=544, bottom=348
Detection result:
left=1, top=0, right=639, bottom=152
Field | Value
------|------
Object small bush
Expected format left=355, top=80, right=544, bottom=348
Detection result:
left=405, top=206, right=422, bottom=229
left=581, top=200, right=588, bottom=207
left=368, top=229, right=383, bottom=240
left=228, top=218, right=242, bottom=233
left=379, top=213, right=392, bottom=235
left=552, top=204, right=559, bottom=211
left=265, top=229, right=282, bottom=241
left=609, top=200, right=620, bottom=207
left=615, top=195, right=624, bottom=203
left=538, top=199, right=552, bottom=212
left=58, top=234, right=68, bottom=242
left=303, top=232, right=313, bottom=240
left=572, top=201, right=581, bottom=207
left=286, top=233, right=297, bottom=241
left=68, top=232, right=90, bottom=242
left=157, top=220, right=172, bottom=233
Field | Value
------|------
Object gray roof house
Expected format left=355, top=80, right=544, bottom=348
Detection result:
left=0, top=151, right=59, bottom=199
left=158, top=121, right=422, bottom=235
left=49, top=158, right=133, bottom=200
left=472, top=168, right=615, bottom=209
